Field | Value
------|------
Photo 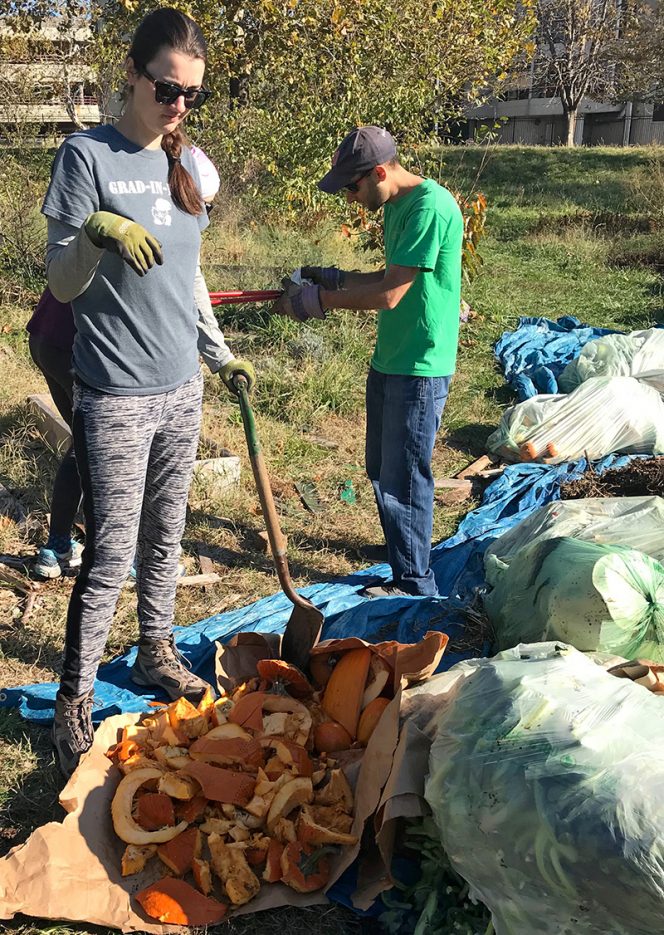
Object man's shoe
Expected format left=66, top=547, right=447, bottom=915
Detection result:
left=360, top=583, right=412, bottom=599
left=51, top=689, right=95, bottom=778
left=358, top=543, right=389, bottom=563
left=131, top=635, right=213, bottom=703
left=33, top=540, right=83, bottom=580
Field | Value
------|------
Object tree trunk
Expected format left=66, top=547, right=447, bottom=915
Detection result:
left=564, top=107, right=578, bottom=146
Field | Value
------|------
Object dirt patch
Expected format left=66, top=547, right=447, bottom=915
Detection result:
left=607, top=233, right=664, bottom=271
left=560, top=458, right=664, bottom=499
left=533, top=211, right=663, bottom=237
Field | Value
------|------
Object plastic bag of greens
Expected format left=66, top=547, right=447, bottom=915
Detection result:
left=484, top=496, right=664, bottom=571
left=560, top=328, right=664, bottom=396
left=484, top=537, right=664, bottom=661
left=425, top=642, right=664, bottom=935
left=486, top=376, right=664, bottom=464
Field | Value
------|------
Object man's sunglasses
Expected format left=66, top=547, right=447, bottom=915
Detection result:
left=139, top=65, right=212, bottom=110
left=344, top=167, right=374, bottom=193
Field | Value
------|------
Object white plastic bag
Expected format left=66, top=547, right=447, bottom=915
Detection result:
left=484, top=496, right=664, bottom=571
left=486, top=376, right=664, bottom=464
left=425, top=642, right=664, bottom=935
left=560, top=328, right=664, bottom=396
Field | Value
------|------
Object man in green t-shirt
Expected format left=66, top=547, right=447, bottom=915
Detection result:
left=275, top=126, right=463, bottom=597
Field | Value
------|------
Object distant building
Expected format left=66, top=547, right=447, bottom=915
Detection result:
left=465, top=1, right=664, bottom=151
left=0, top=18, right=101, bottom=142
left=466, top=85, right=664, bottom=146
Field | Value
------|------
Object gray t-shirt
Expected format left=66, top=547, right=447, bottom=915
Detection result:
left=41, top=124, right=208, bottom=395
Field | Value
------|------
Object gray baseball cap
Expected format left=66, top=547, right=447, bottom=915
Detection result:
left=318, top=126, right=397, bottom=194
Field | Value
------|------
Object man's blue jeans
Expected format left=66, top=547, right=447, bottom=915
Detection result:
left=365, top=367, right=451, bottom=596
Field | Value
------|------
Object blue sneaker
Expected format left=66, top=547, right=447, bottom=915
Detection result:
left=33, top=540, right=83, bottom=580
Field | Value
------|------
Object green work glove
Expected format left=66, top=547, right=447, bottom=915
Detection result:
left=219, top=358, right=256, bottom=395
left=84, top=211, right=163, bottom=276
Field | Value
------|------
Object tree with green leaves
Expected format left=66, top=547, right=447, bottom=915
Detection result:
left=26, top=0, right=535, bottom=209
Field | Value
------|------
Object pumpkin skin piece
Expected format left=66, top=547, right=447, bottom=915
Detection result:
left=175, top=793, right=208, bottom=823
left=136, top=793, right=176, bottom=831
left=259, top=736, right=314, bottom=777
left=135, top=876, right=226, bottom=925
left=263, top=838, right=284, bottom=882
left=361, top=655, right=391, bottom=709
left=157, top=826, right=202, bottom=876
left=189, top=736, right=264, bottom=770
left=192, top=857, right=213, bottom=896
left=266, top=777, right=313, bottom=833
left=183, top=761, right=256, bottom=806
left=228, top=692, right=267, bottom=731
left=280, top=841, right=331, bottom=893
left=112, top=768, right=188, bottom=845
left=296, top=804, right=358, bottom=847
left=256, top=659, right=314, bottom=697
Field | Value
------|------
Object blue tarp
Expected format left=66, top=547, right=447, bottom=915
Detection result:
left=495, top=315, right=620, bottom=399
left=0, top=454, right=631, bottom=726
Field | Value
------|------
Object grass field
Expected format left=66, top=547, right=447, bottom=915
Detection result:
left=0, top=144, right=662, bottom=934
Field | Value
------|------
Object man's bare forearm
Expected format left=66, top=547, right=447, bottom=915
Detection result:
left=342, top=269, right=385, bottom=287
left=321, top=265, right=417, bottom=312
left=320, top=282, right=386, bottom=312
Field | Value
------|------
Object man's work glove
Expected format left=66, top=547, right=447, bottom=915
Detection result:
left=219, top=358, right=256, bottom=395
left=84, top=211, right=163, bottom=276
left=272, top=278, right=326, bottom=322
left=299, top=266, right=345, bottom=290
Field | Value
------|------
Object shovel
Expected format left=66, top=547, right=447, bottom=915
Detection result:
left=233, top=375, right=324, bottom=671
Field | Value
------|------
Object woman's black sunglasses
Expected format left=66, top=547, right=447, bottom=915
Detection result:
left=139, top=65, right=212, bottom=110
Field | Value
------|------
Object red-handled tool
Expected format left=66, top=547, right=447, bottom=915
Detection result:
left=209, top=289, right=282, bottom=306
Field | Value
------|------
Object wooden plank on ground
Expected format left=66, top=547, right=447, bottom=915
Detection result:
left=27, top=394, right=71, bottom=452
left=177, top=572, right=221, bottom=588
left=433, top=477, right=473, bottom=493
left=198, top=552, right=215, bottom=576
left=455, top=455, right=493, bottom=479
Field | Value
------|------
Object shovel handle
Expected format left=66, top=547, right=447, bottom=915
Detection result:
left=234, top=376, right=307, bottom=609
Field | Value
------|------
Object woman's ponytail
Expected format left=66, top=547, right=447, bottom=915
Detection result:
left=162, top=128, right=203, bottom=216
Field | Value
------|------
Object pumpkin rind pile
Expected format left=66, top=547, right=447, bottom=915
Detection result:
left=106, top=653, right=392, bottom=926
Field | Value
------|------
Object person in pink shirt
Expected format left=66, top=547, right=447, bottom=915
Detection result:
left=27, top=290, right=84, bottom=577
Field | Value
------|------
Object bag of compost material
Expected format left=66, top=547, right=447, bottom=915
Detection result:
left=484, top=496, right=664, bottom=570
left=425, top=642, right=664, bottom=935
left=559, top=328, right=664, bottom=396
left=486, top=376, right=664, bottom=464
left=484, top=536, right=664, bottom=661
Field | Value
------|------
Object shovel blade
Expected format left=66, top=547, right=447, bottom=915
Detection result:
left=281, top=601, right=324, bottom=672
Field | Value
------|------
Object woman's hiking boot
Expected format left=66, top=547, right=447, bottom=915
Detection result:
left=131, top=635, right=212, bottom=703
left=51, top=689, right=95, bottom=778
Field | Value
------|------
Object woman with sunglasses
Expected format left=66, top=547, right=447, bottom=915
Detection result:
left=41, top=8, right=253, bottom=777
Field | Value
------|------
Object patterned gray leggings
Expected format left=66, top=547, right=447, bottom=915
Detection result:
left=60, top=370, right=203, bottom=697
